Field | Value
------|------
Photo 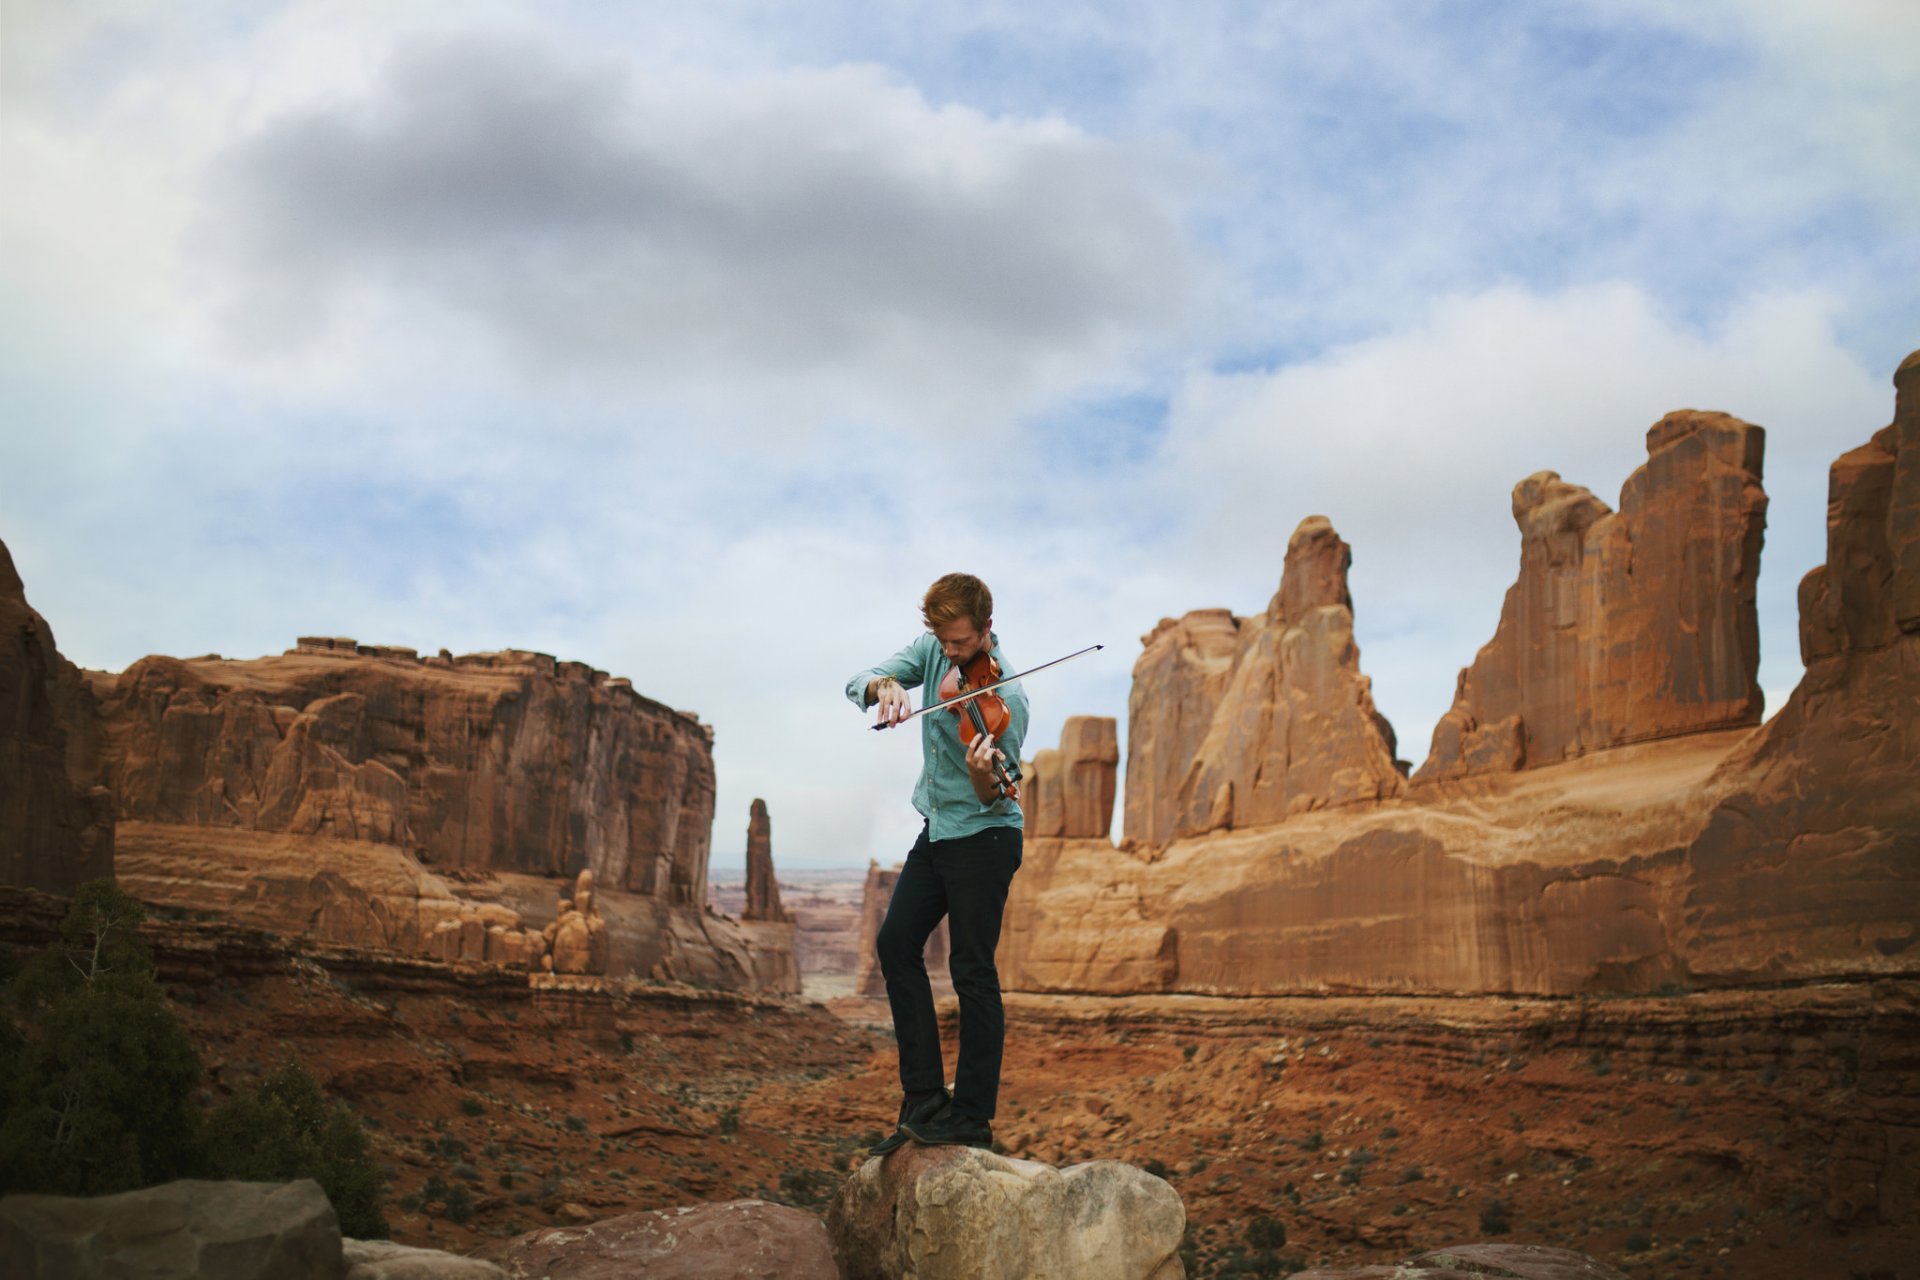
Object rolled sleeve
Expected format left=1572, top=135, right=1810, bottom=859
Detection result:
left=846, top=636, right=934, bottom=711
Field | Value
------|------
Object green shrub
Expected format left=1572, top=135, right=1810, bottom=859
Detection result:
left=0, top=881, right=204, bottom=1196
left=205, top=1059, right=387, bottom=1238
left=1246, top=1215, right=1286, bottom=1249
left=1479, top=1198, right=1511, bottom=1235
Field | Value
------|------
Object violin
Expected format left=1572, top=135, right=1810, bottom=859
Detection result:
left=939, top=648, right=1023, bottom=802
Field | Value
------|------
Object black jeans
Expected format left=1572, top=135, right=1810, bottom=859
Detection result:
left=875, top=821, right=1023, bottom=1121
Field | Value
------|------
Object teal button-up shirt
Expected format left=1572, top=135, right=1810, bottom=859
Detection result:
left=847, top=631, right=1028, bottom=840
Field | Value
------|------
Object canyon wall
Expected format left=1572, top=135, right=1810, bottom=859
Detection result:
left=1419, top=411, right=1766, bottom=780
left=1001, top=355, right=1919, bottom=997
left=91, top=640, right=715, bottom=902
left=0, top=560, right=794, bottom=990
left=0, top=541, right=113, bottom=894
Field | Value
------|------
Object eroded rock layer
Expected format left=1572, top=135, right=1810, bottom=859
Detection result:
left=1421, top=411, right=1766, bottom=780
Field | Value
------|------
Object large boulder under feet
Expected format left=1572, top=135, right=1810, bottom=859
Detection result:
left=828, top=1144, right=1185, bottom=1280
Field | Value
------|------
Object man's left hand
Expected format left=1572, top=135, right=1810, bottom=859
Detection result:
left=966, top=731, right=1004, bottom=800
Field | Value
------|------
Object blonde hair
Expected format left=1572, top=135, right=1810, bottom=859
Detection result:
left=922, top=573, right=993, bottom=631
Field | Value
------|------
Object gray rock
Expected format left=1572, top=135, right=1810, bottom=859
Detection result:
left=828, top=1145, right=1185, bottom=1280
left=1291, top=1242, right=1629, bottom=1279
left=345, top=1238, right=506, bottom=1279
left=0, top=1178, right=344, bottom=1280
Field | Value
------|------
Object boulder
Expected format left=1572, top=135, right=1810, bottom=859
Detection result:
left=1291, top=1243, right=1627, bottom=1279
left=0, top=1178, right=342, bottom=1280
left=344, top=1239, right=505, bottom=1279
left=477, top=1200, right=835, bottom=1279
left=828, top=1145, right=1185, bottom=1280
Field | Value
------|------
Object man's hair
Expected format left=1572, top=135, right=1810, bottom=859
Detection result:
left=922, top=573, right=993, bottom=631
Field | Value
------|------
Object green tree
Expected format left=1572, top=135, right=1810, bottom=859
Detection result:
left=206, top=1059, right=388, bottom=1238
left=0, top=880, right=204, bottom=1195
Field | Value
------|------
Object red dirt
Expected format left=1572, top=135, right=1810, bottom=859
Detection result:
left=139, top=917, right=1915, bottom=1280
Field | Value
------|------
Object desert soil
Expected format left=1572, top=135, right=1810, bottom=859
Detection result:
left=165, top=953, right=1915, bottom=1280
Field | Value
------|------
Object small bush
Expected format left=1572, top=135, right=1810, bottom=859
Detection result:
left=1143, top=1158, right=1169, bottom=1179
left=718, top=1106, right=740, bottom=1136
left=1302, top=1130, right=1324, bottom=1152
left=1587, top=1052, right=1613, bottom=1077
left=1479, top=1198, right=1511, bottom=1235
left=1624, top=1231, right=1652, bottom=1253
left=1246, top=1216, right=1286, bottom=1249
left=205, top=1060, right=387, bottom=1238
left=460, top=1097, right=486, bottom=1117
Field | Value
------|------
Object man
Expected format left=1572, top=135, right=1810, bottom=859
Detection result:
left=847, top=572, right=1027, bottom=1153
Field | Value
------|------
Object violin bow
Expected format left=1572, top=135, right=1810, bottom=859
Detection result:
left=869, top=643, right=1105, bottom=731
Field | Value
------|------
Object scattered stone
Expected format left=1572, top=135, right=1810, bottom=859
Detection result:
left=1291, top=1242, right=1627, bottom=1279
left=477, top=1200, right=835, bottom=1279
left=344, top=1238, right=505, bottom=1279
left=0, top=1178, right=342, bottom=1280
left=828, top=1144, right=1185, bottom=1280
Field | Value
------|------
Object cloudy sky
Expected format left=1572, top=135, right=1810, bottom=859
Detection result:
left=4, top=1, right=1916, bottom=875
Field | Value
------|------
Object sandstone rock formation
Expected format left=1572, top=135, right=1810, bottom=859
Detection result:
left=741, top=798, right=788, bottom=922
left=1125, top=518, right=1403, bottom=849
left=854, top=859, right=950, bottom=1000
left=1420, top=412, right=1766, bottom=780
left=1679, top=350, right=1920, bottom=985
left=540, top=868, right=610, bottom=975
left=0, top=538, right=113, bottom=895
left=1024, top=716, right=1119, bottom=839
left=91, top=643, right=715, bottom=900
left=828, top=1144, right=1185, bottom=1280
left=479, top=1201, right=836, bottom=1279
left=710, top=869, right=865, bottom=984
left=1000, top=356, right=1918, bottom=998
left=1292, top=1244, right=1626, bottom=1279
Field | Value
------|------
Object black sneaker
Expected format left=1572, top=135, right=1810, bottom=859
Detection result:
left=868, top=1088, right=951, bottom=1156
left=900, top=1099, right=993, bottom=1149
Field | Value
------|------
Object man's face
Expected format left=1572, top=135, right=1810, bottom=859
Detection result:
left=934, top=616, right=991, bottom=666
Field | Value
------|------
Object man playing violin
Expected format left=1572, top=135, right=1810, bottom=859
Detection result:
left=847, top=572, right=1027, bottom=1153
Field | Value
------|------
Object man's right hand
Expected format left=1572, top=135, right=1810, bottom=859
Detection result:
left=870, top=677, right=912, bottom=728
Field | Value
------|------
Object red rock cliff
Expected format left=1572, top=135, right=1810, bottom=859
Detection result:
left=1024, top=716, right=1119, bottom=840
left=1420, top=412, right=1766, bottom=779
left=1000, top=357, right=1916, bottom=998
left=0, top=539, right=113, bottom=893
left=92, top=641, right=715, bottom=903
left=742, top=798, right=789, bottom=924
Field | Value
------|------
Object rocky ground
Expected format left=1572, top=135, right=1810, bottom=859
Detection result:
left=142, top=920, right=1914, bottom=1280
